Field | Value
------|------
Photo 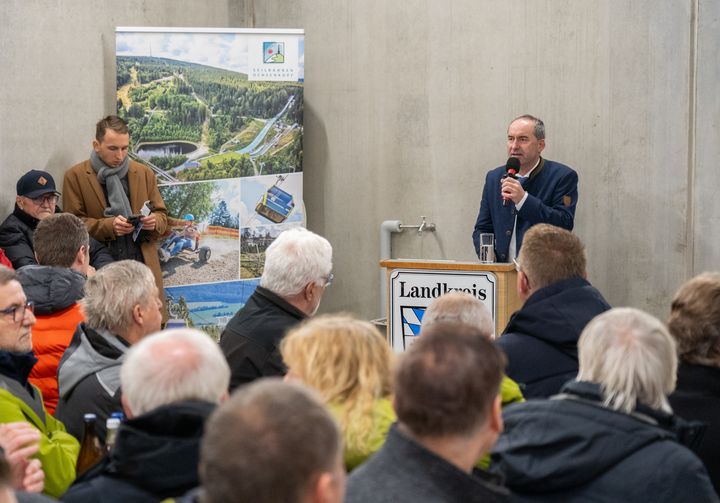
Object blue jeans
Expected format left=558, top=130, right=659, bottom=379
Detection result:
left=170, top=237, right=194, bottom=256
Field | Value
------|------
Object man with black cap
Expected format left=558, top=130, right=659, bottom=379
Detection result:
left=0, top=170, right=113, bottom=271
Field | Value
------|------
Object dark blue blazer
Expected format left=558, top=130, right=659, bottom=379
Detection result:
left=472, top=158, right=578, bottom=262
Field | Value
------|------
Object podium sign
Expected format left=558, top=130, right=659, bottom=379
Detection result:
left=388, top=269, right=496, bottom=353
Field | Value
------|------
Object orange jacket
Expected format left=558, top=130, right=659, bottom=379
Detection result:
left=29, top=303, right=84, bottom=415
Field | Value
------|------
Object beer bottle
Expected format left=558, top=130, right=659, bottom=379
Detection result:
left=105, top=412, right=123, bottom=453
left=76, top=413, right=104, bottom=476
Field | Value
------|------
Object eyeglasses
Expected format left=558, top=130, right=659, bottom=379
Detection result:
left=323, top=272, right=334, bottom=287
left=29, top=194, right=58, bottom=206
left=0, top=301, right=34, bottom=323
left=512, top=258, right=522, bottom=272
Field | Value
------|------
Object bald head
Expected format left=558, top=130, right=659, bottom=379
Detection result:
left=120, top=328, right=230, bottom=416
left=422, top=292, right=494, bottom=338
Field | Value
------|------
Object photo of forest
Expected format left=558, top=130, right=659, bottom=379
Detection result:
left=116, top=33, right=303, bottom=182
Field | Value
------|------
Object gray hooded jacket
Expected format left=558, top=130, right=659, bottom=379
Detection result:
left=55, top=323, right=129, bottom=441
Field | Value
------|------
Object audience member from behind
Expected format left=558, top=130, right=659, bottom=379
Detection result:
left=220, top=228, right=333, bottom=389
left=346, top=322, right=510, bottom=503
left=199, top=380, right=345, bottom=503
left=281, top=315, right=395, bottom=470
left=16, top=214, right=89, bottom=415
left=0, top=267, right=79, bottom=498
left=423, top=292, right=524, bottom=408
left=0, top=170, right=112, bottom=271
left=498, top=223, right=610, bottom=398
left=62, top=328, right=230, bottom=503
left=668, top=273, right=720, bottom=493
left=55, top=260, right=162, bottom=442
left=493, top=308, right=718, bottom=503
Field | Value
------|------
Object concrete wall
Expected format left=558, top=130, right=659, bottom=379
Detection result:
left=2, top=0, right=717, bottom=321
left=242, top=0, right=718, bottom=320
left=693, top=1, right=720, bottom=276
left=0, top=0, right=233, bottom=209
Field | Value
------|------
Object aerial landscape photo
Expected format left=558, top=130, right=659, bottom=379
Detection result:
left=116, top=32, right=303, bottom=182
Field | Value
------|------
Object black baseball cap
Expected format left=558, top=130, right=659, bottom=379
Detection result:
left=16, top=170, right=61, bottom=199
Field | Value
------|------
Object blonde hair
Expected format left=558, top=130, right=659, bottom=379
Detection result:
left=578, top=308, right=677, bottom=414
left=519, top=223, right=586, bottom=290
left=280, top=314, right=393, bottom=455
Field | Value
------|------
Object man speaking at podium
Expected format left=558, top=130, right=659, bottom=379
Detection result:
left=472, top=115, right=578, bottom=263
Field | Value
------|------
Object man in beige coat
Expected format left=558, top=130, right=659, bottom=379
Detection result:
left=63, top=115, right=167, bottom=316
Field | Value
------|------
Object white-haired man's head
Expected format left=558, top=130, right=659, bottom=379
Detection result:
left=260, top=228, right=333, bottom=316
left=577, top=307, right=677, bottom=414
left=120, top=328, right=231, bottom=417
left=422, top=292, right=494, bottom=338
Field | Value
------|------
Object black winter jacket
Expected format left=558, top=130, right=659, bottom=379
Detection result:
left=0, top=205, right=114, bottom=270
left=347, top=424, right=510, bottom=503
left=670, top=362, right=720, bottom=494
left=492, top=381, right=718, bottom=503
left=17, top=265, right=85, bottom=315
left=497, top=277, right=610, bottom=398
left=61, top=400, right=215, bottom=503
left=219, top=286, right=306, bottom=390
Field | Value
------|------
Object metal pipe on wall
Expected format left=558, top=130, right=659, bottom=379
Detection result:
left=380, top=220, right=402, bottom=318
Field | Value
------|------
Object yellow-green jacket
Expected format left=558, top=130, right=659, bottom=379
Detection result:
left=332, top=376, right=524, bottom=471
left=0, top=384, right=80, bottom=498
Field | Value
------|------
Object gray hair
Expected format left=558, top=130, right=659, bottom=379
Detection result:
left=422, top=292, right=494, bottom=338
left=511, top=114, right=545, bottom=140
left=81, top=260, right=156, bottom=336
left=260, top=228, right=332, bottom=298
left=577, top=308, right=677, bottom=414
left=120, top=328, right=230, bottom=416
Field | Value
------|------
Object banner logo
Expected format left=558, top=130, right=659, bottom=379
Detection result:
left=263, top=42, right=285, bottom=63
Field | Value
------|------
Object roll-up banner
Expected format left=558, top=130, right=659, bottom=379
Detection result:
left=116, top=27, right=305, bottom=337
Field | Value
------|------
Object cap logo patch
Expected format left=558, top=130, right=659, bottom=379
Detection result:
left=37, top=176, right=48, bottom=186
left=563, top=195, right=572, bottom=207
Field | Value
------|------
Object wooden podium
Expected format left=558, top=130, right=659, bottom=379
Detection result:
left=380, top=259, right=521, bottom=351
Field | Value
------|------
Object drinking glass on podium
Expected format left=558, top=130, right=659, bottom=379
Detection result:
left=479, top=233, right=495, bottom=263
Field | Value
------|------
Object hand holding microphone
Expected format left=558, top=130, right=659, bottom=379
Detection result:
left=502, top=157, right=522, bottom=206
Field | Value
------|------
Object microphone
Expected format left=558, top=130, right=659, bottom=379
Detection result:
left=503, top=157, right=521, bottom=206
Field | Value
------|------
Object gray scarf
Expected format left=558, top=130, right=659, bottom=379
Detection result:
left=90, top=150, right=132, bottom=218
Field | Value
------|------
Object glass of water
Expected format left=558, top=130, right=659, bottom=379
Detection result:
left=479, top=233, right=495, bottom=263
